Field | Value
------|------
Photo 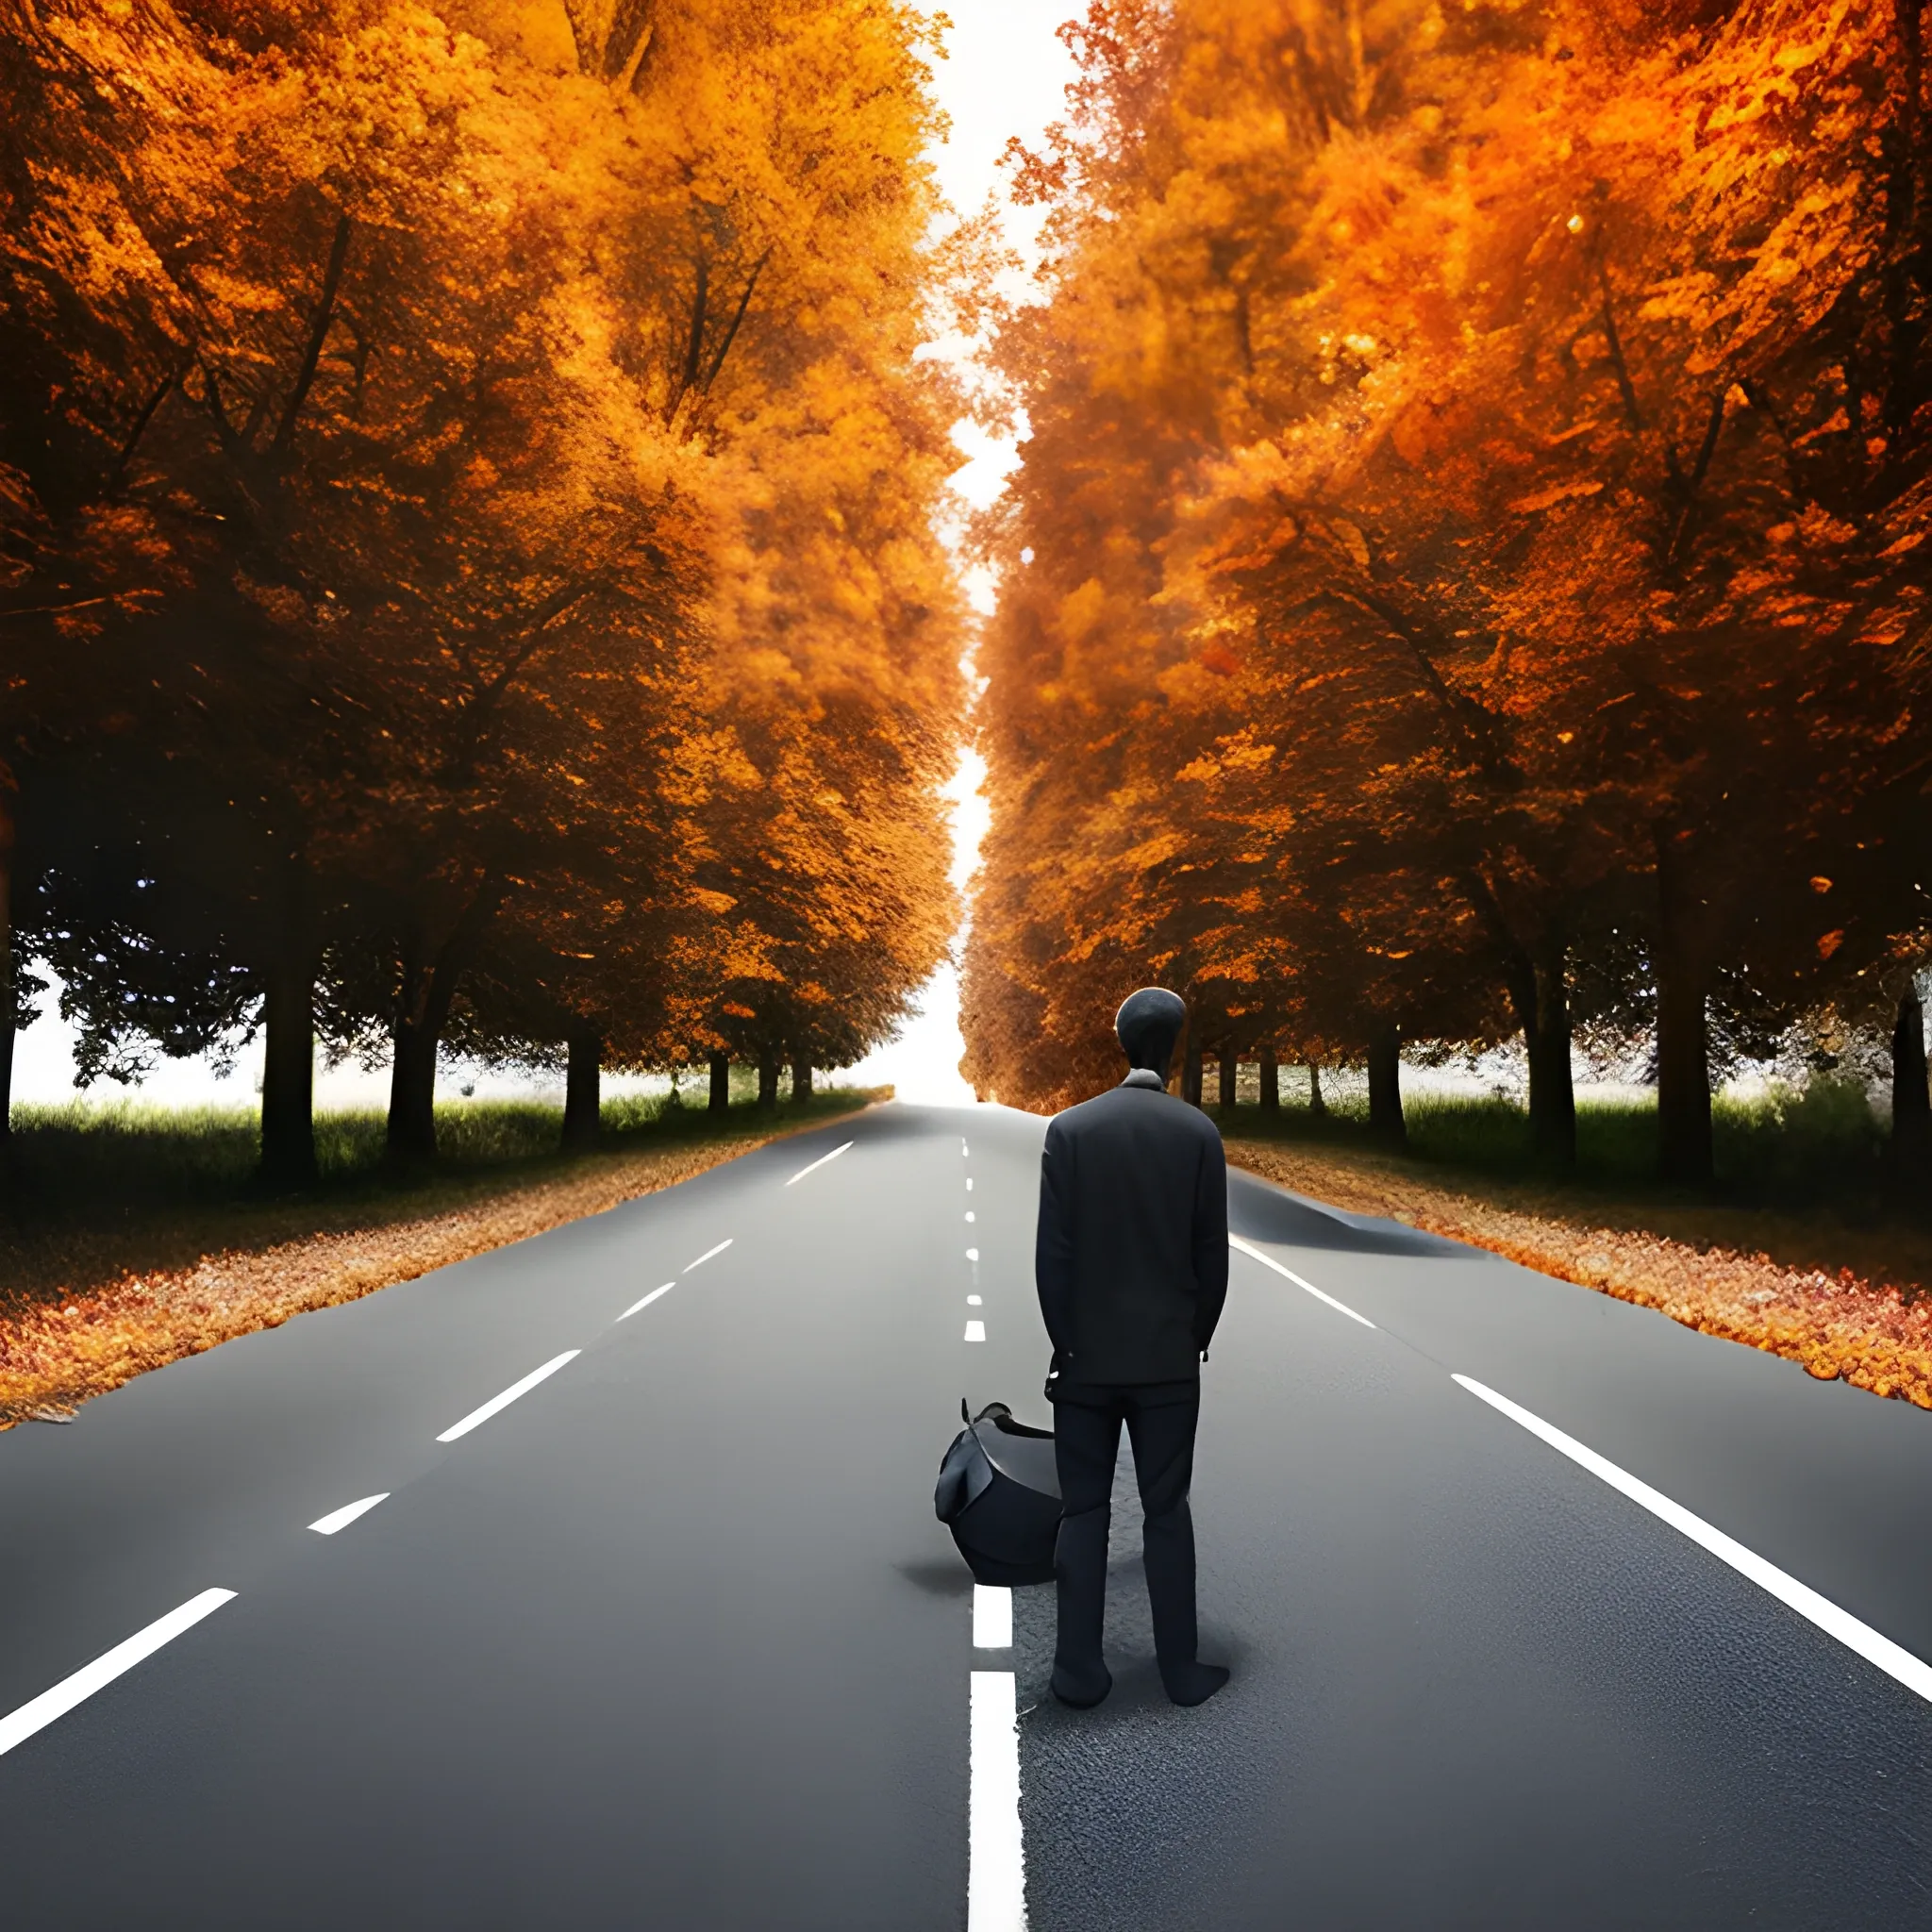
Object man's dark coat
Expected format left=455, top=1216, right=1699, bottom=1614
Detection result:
left=1034, top=1072, right=1229, bottom=1385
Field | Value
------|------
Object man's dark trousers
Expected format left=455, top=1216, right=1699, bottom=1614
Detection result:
left=1052, top=1379, right=1202, bottom=1690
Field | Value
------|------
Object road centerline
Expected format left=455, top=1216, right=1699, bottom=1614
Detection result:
left=968, top=1670, right=1027, bottom=1930
left=683, top=1239, right=733, bottom=1272
left=435, top=1351, right=582, bottom=1443
left=0, top=1589, right=238, bottom=1759
left=1455, top=1373, right=1932, bottom=1707
left=973, top=1586, right=1012, bottom=1649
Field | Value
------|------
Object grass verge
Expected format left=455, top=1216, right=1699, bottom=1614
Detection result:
left=1223, top=1088, right=1932, bottom=1409
left=0, top=1090, right=878, bottom=1428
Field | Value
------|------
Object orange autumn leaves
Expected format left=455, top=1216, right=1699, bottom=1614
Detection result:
left=963, top=0, right=1932, bottom=1176
left=1, top=0, right=966, bottom=1158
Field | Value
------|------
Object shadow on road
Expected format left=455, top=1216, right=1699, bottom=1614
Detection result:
left=1228, top=1170, right=1470, bottom=1258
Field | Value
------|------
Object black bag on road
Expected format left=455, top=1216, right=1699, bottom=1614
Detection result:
left=934, top=1401, right=1061, bottom=1586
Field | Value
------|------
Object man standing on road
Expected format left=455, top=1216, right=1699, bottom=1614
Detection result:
left=1035, top=986, right=1231, bottom=1709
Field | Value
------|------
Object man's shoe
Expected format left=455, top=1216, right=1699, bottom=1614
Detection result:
left=1050, top=1657, right=1113, bottom=1708
left=1160, top=1660, right=1229, bottom=1707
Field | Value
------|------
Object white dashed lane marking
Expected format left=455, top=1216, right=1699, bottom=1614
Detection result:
left=683, top=1240, right=733, bottom=1272
left=1230, top=1235, right=1377, bottom=1328
left=786, top=1141, right=853, bottom=1186
left=308, top=1495, right=389, bottom=1536
left=0, top=1589, right=238, bottom=1760
left=968, top=1670, right=1026, bottom=1928
left=973, top=1585, right=1012, bottom=1649
left=435, top=1351, right=581, bottom=1443
left=617, top=1283, right=675, bottom=1321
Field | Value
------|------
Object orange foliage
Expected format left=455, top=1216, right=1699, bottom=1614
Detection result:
left=965, top=0, right=1932, bottom=1177
left=0, top=0, right=966, bottom=1164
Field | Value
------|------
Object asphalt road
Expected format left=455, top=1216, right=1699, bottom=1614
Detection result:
left=4, top=1101, right=1932, bottom=1927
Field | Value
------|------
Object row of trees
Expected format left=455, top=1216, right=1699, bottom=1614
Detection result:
left=1, top=0, right=967, bottom=1182
left=963, top=0, right=1932, bottom=1182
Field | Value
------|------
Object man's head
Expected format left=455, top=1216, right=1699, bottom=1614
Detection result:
left=1115, top=987, right=1188, bottom=1077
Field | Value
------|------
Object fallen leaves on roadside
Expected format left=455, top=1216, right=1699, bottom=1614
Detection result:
left=0, top=1139, right=770, bottom=1427
left=1227, top=1140, right=1932, bottom=1408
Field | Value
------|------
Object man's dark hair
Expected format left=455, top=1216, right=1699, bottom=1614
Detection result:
left=1115, top=987, right=1187, bottom=1075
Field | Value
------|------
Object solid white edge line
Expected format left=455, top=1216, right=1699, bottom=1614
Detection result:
left=1454, top=1373, right=1932, bottom=1706
left=435, top=1350, right=582, bottom=1443
left=1229, top=1235, right=1378, bottom=1328
left=974, top=1584, right=1013, bottom=1650
left=0, top=1588, right=237, bottom=1758
left=785, top=1141, right=854, bottom=1186
left=683, top=1239, right=733, bottom=1272
left=308, top=1494, right=390, bottom=1536
left=617, top=1283, right=675, bottom=1321
left=968, top=1670, right=1027, bottom=1931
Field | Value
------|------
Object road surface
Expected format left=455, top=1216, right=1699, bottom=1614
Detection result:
left=3, top=1102, right=1930, bottom=1927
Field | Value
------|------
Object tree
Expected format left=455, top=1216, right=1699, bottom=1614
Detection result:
left=965, top=0, right=1932, bottom=1178
left=1, top=0, right=968, bottom=1174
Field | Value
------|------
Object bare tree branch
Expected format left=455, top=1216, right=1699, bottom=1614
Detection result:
left=665, top=254, right=710, bottom=423
left=106, top=354, right=189, bottom=492
left=700, top=246, right=773, bottom=393
left=1596, top=264, right=1645, bottom=435
left=1664, top=389, right=1729, bottom=564
left=271, top=212, right=352, bottom=458
left=196, top=357, right=242, bottom=456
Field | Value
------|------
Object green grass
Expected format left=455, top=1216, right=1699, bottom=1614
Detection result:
left=1211, top=1077, right=1891, bottom=1205
left=1, top=1086, right=874, bottom=1226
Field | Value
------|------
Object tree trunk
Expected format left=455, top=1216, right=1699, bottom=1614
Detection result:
left=387, top=1015, right=440, bottom=1164
left=563, top=1024, right=602, bottom=1149
left=1655, top=971, right=1713, bottom=1187
left=1367, top=1024, right=1405, bottom=1145
left=386, top=884, right=499, bottom=1167
left=1891, top=983, right=1931, bottom=1174
left=259, top=950, right=318, bottom=1190
left=708, top=1052, right=730, bottom=1113
left=258, top=856, right=318, bottom=1191
left=1258, top=1044, right=1278, bottom=1111
left=1527, top=943, right=1577, bottom=1165
left=1307, top=1063, right=1325, bottom=1116
left=1182, top=1036, right=1205, bottom=1108
left=1654, top=833, right=1714, bottom=1187
left=0, top=778, right=14, bottom=1148
left=1217, top=1048, right=1237, bottom=1110
left=757, top=1045, right=779, bottom=1112
left=1501, top=937, right=1576, bottom=1168
left=791, top=1051, right=812, bottom=1106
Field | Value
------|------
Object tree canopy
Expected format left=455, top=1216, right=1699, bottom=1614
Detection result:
left=1, top=0, right=967, bottom=1175
left=962, top=0, right=1932, bottom=1180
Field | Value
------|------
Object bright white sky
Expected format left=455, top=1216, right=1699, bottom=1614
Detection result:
left=12, top=5, right=1078, bottom=1113
left=842, top=2, right=1077, bottom=1106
